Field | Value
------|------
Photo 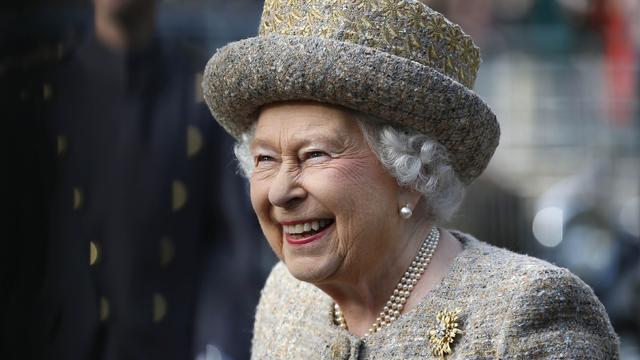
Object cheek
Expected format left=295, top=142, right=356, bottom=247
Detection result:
left=322, top=156, right=395, bottom=202
left=325, top=156, right=371, bottom=184
left=302, top=157, right=370, bottom=211
left=305, top=157, right=397, bottom=252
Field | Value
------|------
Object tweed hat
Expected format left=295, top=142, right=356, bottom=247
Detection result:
left=203, top=0, right=499, bottom=184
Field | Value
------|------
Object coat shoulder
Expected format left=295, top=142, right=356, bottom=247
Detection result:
left=497, top=259, right=620, bottom=359
left=457, top=233, right=582, bottom=293
left=456, top=234, right=620, bottom=359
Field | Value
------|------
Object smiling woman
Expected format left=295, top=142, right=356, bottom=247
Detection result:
left=201, top=0, right=619, bottom=358
left=248, top=102, right=427, bottom=288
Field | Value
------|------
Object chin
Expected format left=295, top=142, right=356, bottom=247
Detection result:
left=283, top=255, right=341, bottom=284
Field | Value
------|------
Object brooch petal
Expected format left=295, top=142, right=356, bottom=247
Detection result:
left=428, top=308, right=463, bottom=359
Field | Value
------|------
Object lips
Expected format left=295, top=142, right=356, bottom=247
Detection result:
left=282, top=219, right=334, bottom=245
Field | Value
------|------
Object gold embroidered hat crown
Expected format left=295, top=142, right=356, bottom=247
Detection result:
left=203, top=0, right=500, bottom=184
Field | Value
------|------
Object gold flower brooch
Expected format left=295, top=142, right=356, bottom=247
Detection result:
left=429, top=308, right=463, bottom=359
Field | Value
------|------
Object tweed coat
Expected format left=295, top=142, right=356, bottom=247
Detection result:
left=252, top=232, right=619, bottom=359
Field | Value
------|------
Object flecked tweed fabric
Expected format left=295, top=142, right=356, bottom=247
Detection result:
left=202, top=0, right=500, bottom=184
left=251, top=232, right=619, bottom=359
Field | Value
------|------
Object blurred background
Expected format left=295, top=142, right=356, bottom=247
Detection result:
left=2, top=0, right=638, bottom=359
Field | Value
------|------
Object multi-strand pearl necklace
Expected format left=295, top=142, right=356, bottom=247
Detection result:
left=333, top=226, right=440, bottom=337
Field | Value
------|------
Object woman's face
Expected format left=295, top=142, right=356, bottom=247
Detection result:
left=249, top=102, right=404, bottom=283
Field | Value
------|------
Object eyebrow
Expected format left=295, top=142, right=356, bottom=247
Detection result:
left=251, top=133, right=349, bottom=152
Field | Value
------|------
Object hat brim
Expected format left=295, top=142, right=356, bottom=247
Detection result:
left=203, top=35, right=499, bottom=184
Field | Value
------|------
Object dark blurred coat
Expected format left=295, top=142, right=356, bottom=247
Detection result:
left=6, top=33, right=266, bottom=360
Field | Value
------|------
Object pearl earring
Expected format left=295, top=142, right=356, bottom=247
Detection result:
left=400, top=205, right=413, bottom=219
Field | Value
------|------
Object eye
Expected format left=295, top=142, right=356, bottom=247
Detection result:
left=255, top=155, right=275, bottom=165
left=302, top=151, right=329, bottom=162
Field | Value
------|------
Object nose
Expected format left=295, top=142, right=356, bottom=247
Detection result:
left=268, top=165, right=307, bottom=208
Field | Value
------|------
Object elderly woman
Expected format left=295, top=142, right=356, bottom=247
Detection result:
left=202, top=0, right=619, bottom=358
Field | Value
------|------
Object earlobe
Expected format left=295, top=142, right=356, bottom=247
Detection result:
left=399, top=204, right=413, bottom=219
left=398, top=190, right=422, bottom=219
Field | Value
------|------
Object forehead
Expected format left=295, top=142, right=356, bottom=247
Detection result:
left=252, top=102, right=361, bottom=146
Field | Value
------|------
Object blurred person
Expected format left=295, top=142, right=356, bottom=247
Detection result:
left=3, top=0, right=265, bottom=359
left=202, top=0, right=619, bottom=358
left=590, top=0, right=637, bottom=124
left=621, top=0, right=640, bottom=49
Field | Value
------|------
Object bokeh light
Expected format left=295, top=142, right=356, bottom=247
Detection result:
left=533, top=206, right=564, bottom=247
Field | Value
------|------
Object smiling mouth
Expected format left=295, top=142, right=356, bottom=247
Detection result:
left=283, top=219, right=335, bottom=241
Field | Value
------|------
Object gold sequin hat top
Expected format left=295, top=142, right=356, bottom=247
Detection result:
left=203, top=0, right=500, bottom=184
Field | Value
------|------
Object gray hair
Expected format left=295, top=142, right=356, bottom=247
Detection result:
left=233, top=112, right=465, bottom=222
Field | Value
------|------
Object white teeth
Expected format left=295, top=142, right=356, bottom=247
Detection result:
left=283, top=220, right=332, bottom=234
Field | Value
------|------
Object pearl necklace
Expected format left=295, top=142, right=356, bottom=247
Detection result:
left=332, top=226, right=440, bottom=337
